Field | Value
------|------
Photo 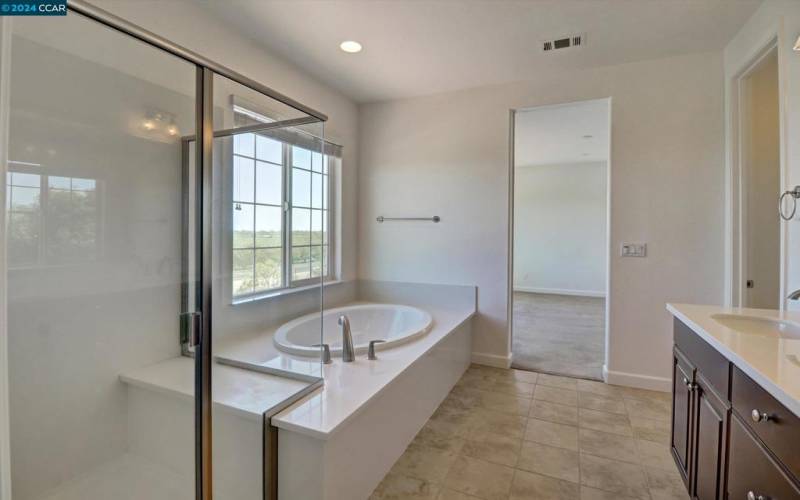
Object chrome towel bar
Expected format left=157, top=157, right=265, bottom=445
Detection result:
left=376, top=216, right=440, bottom=223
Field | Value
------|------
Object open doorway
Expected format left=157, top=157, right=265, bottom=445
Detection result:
left=738, top=46, right=780, bottom=309
left=510, top=98, right=610, bottom=380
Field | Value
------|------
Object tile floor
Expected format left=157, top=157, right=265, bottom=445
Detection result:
left=370, top=365, right=686, bottom=500
left=512, top=293, right=605, bottom=380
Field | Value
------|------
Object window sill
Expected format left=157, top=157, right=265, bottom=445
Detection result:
left=231, top=279, right=343, bottom=306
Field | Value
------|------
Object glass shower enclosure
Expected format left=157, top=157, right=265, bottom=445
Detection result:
left=1, top=3, right=326, bottom=499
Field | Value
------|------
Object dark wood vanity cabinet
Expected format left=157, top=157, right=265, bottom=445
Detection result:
left=671, top=318, right=800, bottom=500
left=671, top=348, right=694, bottom=485
left=671, top=320, right=730, bottom=500
left=691, top=375, right=728, bottom=500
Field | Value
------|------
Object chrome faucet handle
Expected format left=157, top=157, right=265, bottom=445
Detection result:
left=367, top=340, right=386, bottom=360
left=311, top=343, right=332, bottom=364
left=338, top=315, right=355, bottom=362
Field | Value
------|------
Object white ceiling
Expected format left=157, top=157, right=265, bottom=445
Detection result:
left=515, top=99, right=609, bottom=167
left=200, top=0, right=761, bottom=103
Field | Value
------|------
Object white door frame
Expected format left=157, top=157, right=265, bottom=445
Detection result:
left=726, top=31, right=786, bottom=310
left=507, top=98, right=613, bottom=379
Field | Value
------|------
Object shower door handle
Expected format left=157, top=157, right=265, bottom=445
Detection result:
left=181, top=311, right=202, bottom=348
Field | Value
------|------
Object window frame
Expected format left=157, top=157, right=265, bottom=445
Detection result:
left=228, top=130, right=335, bottom=303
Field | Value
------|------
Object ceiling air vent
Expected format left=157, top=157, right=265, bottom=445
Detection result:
left=542, top=33, right=585, bottom=52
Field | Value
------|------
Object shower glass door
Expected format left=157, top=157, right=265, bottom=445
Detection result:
left=207, top=72, right=325, bottom=500
left=4, top=12, right=199, bottom=500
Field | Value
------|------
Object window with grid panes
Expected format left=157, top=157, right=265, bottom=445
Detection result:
left=231, top=126, right=331, bottom=299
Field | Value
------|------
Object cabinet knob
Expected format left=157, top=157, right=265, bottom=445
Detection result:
left=747, top=491, right=769, bottom=500
left=750, top=409, right=771, bottom=423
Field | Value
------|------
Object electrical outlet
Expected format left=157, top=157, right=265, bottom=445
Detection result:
left=620, top=243, right=646, bottom=258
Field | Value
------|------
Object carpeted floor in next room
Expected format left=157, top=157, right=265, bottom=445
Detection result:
left=370, top=364, right=684, bottom=500
left=511, top=292, right=605, bottom=380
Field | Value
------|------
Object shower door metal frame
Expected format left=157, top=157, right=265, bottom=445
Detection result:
left=60, top=3, right=328, bottom=500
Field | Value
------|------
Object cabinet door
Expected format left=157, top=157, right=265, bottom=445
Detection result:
left=691, top=375, right=728, bottom=500
left=728, top=414, right=800, bottom=500
left=672, top=348, right=694, bottom=486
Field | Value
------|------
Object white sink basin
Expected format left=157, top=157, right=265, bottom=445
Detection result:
left=711, top=314, right=800, bottom=340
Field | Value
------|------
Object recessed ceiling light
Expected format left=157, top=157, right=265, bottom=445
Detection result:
left=340, top=41, right=362, bottom=53
left=582, top=153, right=590, bottom=156
left=582, top=135, right=593, bottom=139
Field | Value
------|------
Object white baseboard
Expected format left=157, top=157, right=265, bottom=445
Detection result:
left=471, top=351, right=512, bottom=369
left=513, top=286, right=605, bottom=298
left=603, top=365, right=671, bottom=392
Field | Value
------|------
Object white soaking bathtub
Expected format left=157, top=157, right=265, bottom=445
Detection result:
left=273, top=304, right=433, bottom=357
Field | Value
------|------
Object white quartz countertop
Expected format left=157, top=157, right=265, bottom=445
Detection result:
left=120, top=356, right=311, bottom=422
left=667, top=303, right=800, bottom=418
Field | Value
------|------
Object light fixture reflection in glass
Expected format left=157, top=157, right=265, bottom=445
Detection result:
left=339, top=40, right=362, bottom=53
left=138, top=110, right=180, bottom=141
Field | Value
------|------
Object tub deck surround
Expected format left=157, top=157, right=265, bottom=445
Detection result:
left=272, top=304, right=476, bottom=438
left=120, top=356, right=315, bottom=422
left=666, top=303, right=800, bottom=417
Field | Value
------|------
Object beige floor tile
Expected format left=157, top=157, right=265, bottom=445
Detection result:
left=646, top=466, right=689, bottom=500
left=430, top=404, right=476, bottom=436
left=392, top=443, right=458, bottom=483
left=437, top=489, right=483, bottom=500
left=529, top=399, right=579, bottom=426
left=579, top=453, right=650, bottom=499
left=624, top=397, right=671, bottom=421
left=580, top=486, right=642, bottom=500
left=524, top=418, right=579, bottom=450
left=578, top=391, right=627, bottom=414
left=636, top=439, right=675, bottom=470
left=536, top=373, right=579, bottom=390
left=461, top=432, right=522, bottom=467
left=534, top=385, right=578, bottom=406
left=370, top=472, right=441, bottom=500
left=494, top=368, right=539, bottom=385
left=490, top=379, right=535, bottom=397
left=466, top=364, right=506, bottom=378
left=510, top=470, right=580, bottom=500
left=576, top=379, right=626, bottom=398
left=579, top=408, right=634, bottom=436
left=517, top=441, right=580, bottom=483
left=443, top=455, right=514, bottom=500
left=413, top=424, right=466, bottom=454
left=457, top=373, right=497, bottom=392
left=629, top=414, right=671, bottom=444
left=470, top=408, right=528, bottom=439
left=622, top=386, right=671, bottom=405
left=445, top=387, right=484, bottom=411
left=578, top=428, right=640, bottom=464
left=424, top=415, right=471, bottom=440
left=478, top=390, right=532, bottom=415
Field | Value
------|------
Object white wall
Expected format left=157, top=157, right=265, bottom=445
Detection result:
left=513, top=162, right=607, bottom=296
left=723, top=0, right=800, bottom=310
left=359, top=51, right=725, bottom=386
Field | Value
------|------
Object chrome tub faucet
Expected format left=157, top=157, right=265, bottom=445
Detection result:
left=338, top=315, right=355, bottom=362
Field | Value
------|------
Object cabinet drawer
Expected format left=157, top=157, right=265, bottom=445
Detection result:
left=674, top=319, right=729, bottom=399
left=731, top=366, right=800, bottom=482
left=728, top=414, right=800, bottom=500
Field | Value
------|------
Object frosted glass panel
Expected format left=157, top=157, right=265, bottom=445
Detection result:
left=6, top=13, right=197, bottom=500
